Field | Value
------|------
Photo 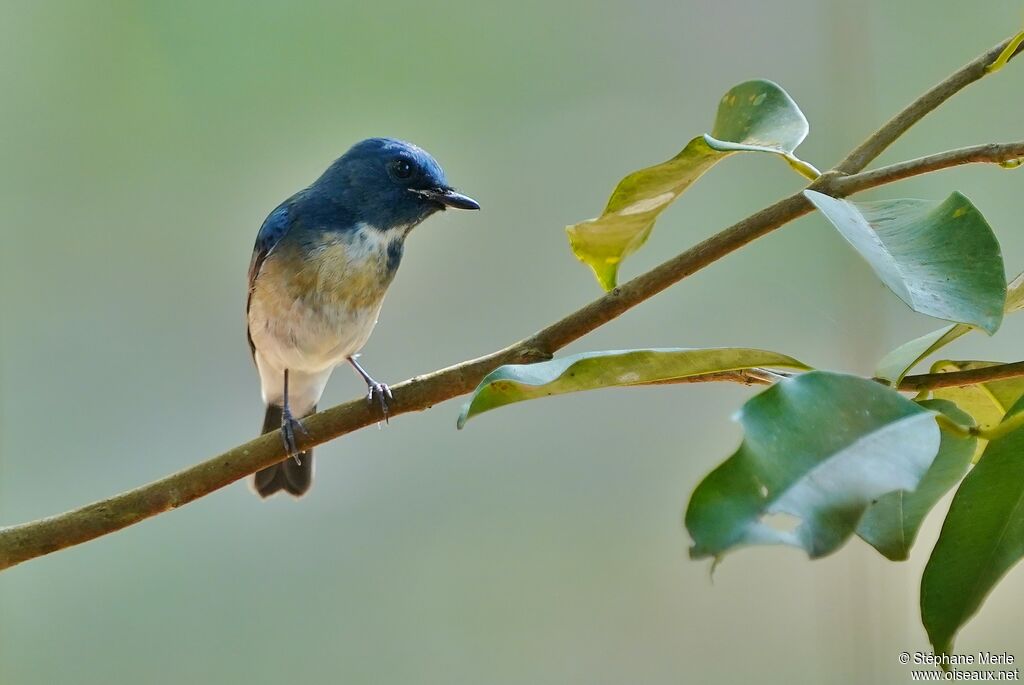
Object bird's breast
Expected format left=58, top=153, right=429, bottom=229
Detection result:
left=248, top=224, right=406, bottom=371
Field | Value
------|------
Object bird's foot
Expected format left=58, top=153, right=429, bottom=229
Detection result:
left=349, top=355, right=393, bottom=423
left=280, top=406, right=309, bottom=464
left=366, top=381, right=394, bottom=423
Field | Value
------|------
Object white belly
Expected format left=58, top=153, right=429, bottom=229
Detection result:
left=249, top=295, right=383, bottom=373
left=247, top=223, right=403, bottom=411
left=248, top=296, right=385, bottom=412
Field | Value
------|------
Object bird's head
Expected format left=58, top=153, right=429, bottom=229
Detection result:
left=314, top=137, right=479, bottom=231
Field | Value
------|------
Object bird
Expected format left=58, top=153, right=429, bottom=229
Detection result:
left=246, top=137, right=480, bottom=498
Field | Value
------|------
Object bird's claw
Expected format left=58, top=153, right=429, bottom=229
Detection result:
left=348, top=356, right=392, bottom=424
left=280, top=407, right=309, bottom=464
left=366, top=381, right=394, bottom=422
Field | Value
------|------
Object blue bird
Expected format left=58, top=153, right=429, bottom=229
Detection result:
left=246, top=138, right=479, bottom=498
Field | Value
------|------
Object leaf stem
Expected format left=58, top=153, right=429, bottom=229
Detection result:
left=933, top=413, right=975, bottom=439
left=980, top=410, right=1024, bottom=442
left=936, top=409, right=1024, bottom=443
left=785, top=154, right=822, bottom=180
left=986, top=30, right=1024, bottom=73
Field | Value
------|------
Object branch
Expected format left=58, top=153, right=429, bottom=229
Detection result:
left=834, top=37, right=1024, bottom=174
left=1, top=35, right=1020, bottom=572
left=898, top=361, right=1024, bottom=392
left=832, top=141, right=1024, bottom=194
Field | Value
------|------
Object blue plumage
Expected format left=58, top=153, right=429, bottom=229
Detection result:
left=313, top=138, right=452, bottom=229
left=246, top=138, right=479, bottom=498
left=254, top=205, right=291, bottom=261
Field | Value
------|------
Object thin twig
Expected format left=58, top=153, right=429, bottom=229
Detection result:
left=834, top=37, right=1023, bottom=174
left=833, top=141, right=1024, bottom=194
left=935, top=407, right=1024, bottom=443
left=0, top=36, right=1021, bottom=571
left=898, top=361, right=1024, bottom=392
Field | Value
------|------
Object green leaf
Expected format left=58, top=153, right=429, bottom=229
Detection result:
left=456, top=347, right=808, bottom=428
left=874, top=324, right=968, bottom=385
left=930, top=360, right=1024, bottom=461
left=685, top=372, right=941, bottom=560
left=566, top=80, right=812, bottom=291
left=921, top=394, right=1024, bottom=656
left=805, top=191, right=1006, bottom=334
left=875, top=271, right=1024, bottom=384
left=856, top=400, right=975, bottom=561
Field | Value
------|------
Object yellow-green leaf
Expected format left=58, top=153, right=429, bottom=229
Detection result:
left=457, top=347, right=809, bottom=428
left=875, top=324, right=969, bottom=385
left=1005, top=270, right=1024, bottom=312
left=930, top=360, right=1024, bottom=461
left=566, top=80, right=812, bottom=290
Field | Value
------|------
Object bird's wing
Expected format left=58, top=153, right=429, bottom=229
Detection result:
left=248, top=204, right=292, bottom=289
left=246, top=203, right=293, bottom=356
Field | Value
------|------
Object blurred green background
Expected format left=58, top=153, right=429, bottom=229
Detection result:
left=2, top=1, right=1023, bottom=683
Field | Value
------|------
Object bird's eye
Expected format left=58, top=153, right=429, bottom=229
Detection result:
left=390, top=159, right=414, bottom=181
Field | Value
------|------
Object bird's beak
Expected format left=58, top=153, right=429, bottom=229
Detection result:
left=412, top=187, right=481, bottom=211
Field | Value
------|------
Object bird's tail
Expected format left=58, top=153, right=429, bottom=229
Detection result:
left=252, top=404, right=314, bottom=498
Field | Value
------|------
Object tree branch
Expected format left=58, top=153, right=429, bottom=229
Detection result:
left=832, top=141, right=1024, bottom=194
left=898, top=361, right=1024, bottom=392
left=1, top=36, right=1020, bottom=572
left=834, top=37, right=1023, bottom=174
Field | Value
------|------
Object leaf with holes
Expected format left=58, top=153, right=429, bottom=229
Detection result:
left=922, top=394, right=1024, bottom=656
left=456, top=347, right=808, bottom=428
left=805, top=191, right=1006, bottom=334
left=566, top=80, right=814, bottom=291
left=856, top=400, right=975, bottom=561
left=685, top=371, right=941, bottom=561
